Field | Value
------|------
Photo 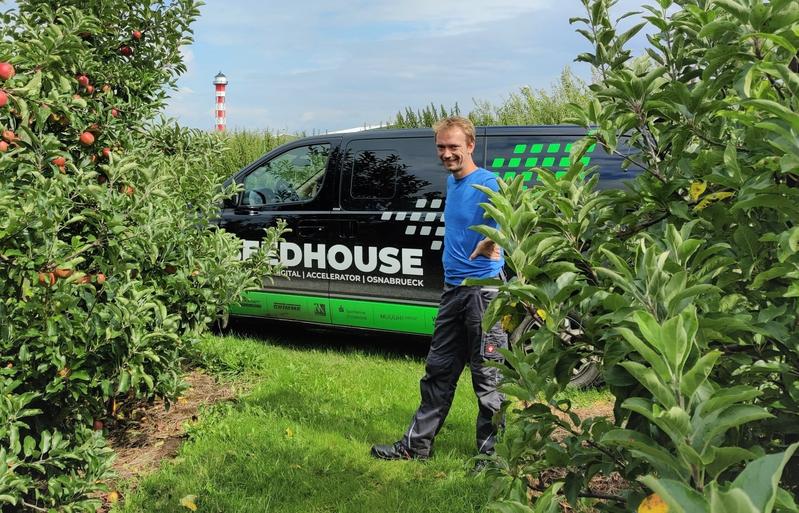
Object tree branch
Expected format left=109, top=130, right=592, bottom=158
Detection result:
left=21, top=501, right=48, bottom=512
left=617, top=212, right=670, bottom=240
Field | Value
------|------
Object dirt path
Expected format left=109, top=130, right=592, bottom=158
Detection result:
left=98, top=370, right=238, bottom=509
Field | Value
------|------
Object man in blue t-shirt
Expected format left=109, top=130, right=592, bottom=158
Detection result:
left=371, top=117, right=508, bottom=465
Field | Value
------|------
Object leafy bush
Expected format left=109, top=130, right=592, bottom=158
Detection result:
left=477, top=0, right=799, bottom=511
left=0, top=2, right=282, bottom=510
left=206, top=129, right=298, bottom=181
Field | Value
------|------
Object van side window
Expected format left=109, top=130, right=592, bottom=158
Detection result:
left=351, top=150, right=400, bottom=200
left=485, top=136, right=634, bottom=190
left=342, top=138, right=445, bottom=211
left=242, top=143, right=331, bottom=206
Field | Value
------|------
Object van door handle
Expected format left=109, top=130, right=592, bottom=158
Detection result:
left=341, top=221, right=357, bottom=238
left=298, top=224, right=326, bottom=236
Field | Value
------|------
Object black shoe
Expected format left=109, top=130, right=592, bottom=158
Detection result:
left=471, top=459, right=489, bottom=474
left=370, top=441, right=427, bottom=460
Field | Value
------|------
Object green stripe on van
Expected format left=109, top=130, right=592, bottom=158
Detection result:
left=230, top=290, right=437, bottom=335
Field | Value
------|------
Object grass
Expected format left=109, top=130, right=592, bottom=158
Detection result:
left=118, top=327, right=610, bottom=513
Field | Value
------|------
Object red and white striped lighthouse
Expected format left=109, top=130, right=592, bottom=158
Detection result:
left=213, top=71, right=228, bottom=131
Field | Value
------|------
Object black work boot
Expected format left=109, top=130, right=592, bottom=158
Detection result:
left=370, top=441, right=428, bottom=461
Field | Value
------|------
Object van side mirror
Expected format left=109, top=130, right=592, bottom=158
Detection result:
left=222, top=191, right=241, bottom=209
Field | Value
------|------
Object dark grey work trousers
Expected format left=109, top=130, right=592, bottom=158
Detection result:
left=402, top=283, right=508, bottom=457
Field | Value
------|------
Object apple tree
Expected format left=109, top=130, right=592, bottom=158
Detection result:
left=0, top=1, right=283, bottom=510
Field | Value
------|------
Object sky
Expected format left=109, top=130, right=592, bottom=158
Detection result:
left=165, top=0, right=647, bottom=134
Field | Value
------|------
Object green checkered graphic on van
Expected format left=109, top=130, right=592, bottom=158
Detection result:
left=490, top=142, right=597, bottom=183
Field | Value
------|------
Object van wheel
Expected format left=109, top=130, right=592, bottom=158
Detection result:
left=510, top=314, right=602, bottom=389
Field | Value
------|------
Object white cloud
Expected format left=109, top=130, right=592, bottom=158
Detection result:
left=348, top=0, right=556, bottom=36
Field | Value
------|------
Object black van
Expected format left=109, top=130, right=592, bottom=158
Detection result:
left=218, top=126, right=634, bottom=336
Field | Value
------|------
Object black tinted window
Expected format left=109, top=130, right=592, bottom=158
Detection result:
left=351, top=150, right=399, bottom=200
left=342, top=137, right=446, bottom=211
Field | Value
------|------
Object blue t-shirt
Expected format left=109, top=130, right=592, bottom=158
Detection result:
left=442, top=168, right=504, bottom=285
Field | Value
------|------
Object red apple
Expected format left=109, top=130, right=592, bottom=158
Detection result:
left=132, top=30, right=142, bottom=40
left=52, top=156, right=66, bottom=167
left=0, top=141, right=8, bottom=152
left=2, top=129, right=15, bottom=143
left=77, top=74, right=90, bottom=87
left=95, top=273, right=106, bottom=284
left=0, top=91, right=7, bottom=107
left=102, top=147, right=111, bottom=158
left=93, top=419, right=104, bottom=431
left=85, top=84, right=94, bottom=94
left=79, top=131, right=94, bottom=146
left=119, top=45, right=133, bottom=57
left=0, top=62, right=15, bottom=81
left=110, top=108, right=119, bottom=118
left=54, top=268, right=73, bottom=278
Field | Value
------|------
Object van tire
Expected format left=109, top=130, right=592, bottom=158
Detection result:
left=510, top=314, right=602, bottom=389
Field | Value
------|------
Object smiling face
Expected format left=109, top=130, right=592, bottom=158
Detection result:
left=435, top=127, right=477, bottom=179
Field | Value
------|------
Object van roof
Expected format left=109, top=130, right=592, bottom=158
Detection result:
left=305, top=125, right=593, bottom=142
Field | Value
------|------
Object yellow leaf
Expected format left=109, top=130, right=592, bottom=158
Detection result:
left=536, top=308, right=547, bottom=321
left=285, top=427, right=294, bottom=439
left=689, top=180, right=707, bottom=201
left=638, top=493, right=669, bottom=513
left=180, top=494, right=198, bottom=511
left=500, top=314, right=514, bottom=332
left=693, top=191, right=734, bottom=211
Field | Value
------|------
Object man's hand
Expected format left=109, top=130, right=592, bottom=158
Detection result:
left=469, top=238, right=500, bottom=260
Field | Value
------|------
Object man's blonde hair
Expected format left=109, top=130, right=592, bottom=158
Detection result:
left=432, top=116, right=476, bottom=145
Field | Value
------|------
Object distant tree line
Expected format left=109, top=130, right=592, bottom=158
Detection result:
left=389, top=68, right=591, bottom=128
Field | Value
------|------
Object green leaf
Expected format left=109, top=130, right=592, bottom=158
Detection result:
left=745, top=99, right=799, bottom=132
left=23, top=435, right=36, bottom=457
left=709, top=486, right=759, bottom=513
left=620, top=361, right=676, bottom=408
left=632, top=310, right=666, bottom=354
left=486, top=501, right=534, bottom=513
left=639, top=476, right=709, bottom=513
left=697, top=405, right=773, bottom=451
left=731, top=444, right=798, bottom=513
left=774, top=488, right=799, bottom=513
left=713, top=0, right=750, bottom=22
left=705, top=446, right=756, bottom=480
left=532, top=482, right=564, bottom=513
left=680, top=350, right=721, bottom=400
left=603, top=429, right=688, bottom=477
left=723, top=143, right=743, bottom=186
left=660, top=309, right=693, bottom=375
left=615, top=327, right=670, bottom=381
left=699, top=386, right=762, bottom=416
